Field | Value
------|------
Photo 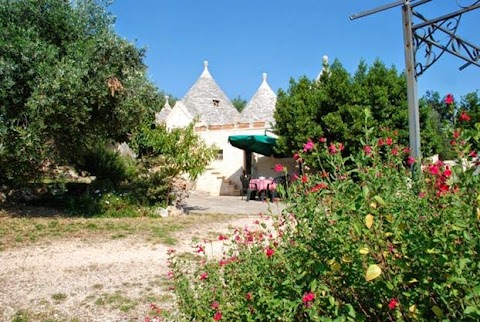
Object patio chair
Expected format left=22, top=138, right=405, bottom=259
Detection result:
left=240, top=174, right=257, bottom=201
left=268, top=175, right=290, bottom=201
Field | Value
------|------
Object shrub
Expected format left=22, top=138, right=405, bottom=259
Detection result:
left=165, top=110, right=480, bottom=321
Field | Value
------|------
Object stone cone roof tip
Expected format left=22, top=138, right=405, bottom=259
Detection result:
left=155, top=95, right=173, bottom=124
left=241, top=72, right=277, bottom=124
left=181, top=60, right=239, bottom=125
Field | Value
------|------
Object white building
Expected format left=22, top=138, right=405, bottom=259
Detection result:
left=156, top=61, right=295, bottom=196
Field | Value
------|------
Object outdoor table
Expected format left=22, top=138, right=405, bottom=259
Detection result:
left=249, top=177, right=276, bottom=200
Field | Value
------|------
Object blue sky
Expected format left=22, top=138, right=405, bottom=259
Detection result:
left=109, top=0, right=479, bottom=102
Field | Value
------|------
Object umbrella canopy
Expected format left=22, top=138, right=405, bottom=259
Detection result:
left=228, top=135, right=288, bottom=158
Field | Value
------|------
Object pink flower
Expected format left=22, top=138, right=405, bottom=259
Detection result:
left=428, top=164, right=439, bottom=176
left=407, top=156, right=415, bottom=166
left=303, top=139, right=314, bottom=152
left=199, top=272, right=208, bottom=280
left=196, top=245, right=205, bottom=254
left=166, top=271, right=174, bottom=279
left=339, top=143, right=345, bottom=151
left=213, top=311, right=222, bottom=321
left=388, top=298, right=399, bottom=310
left=265, top=247, right=275, bottom=257
left=319, top=137, right=327, bottom=143
left=378, top=138, right=385, bottom=146
left=274, top=163, right=285, bottom=172
left=459, top=111, right=471, bottom=122
left=364, top=145, right=372, bottom=155
left=469, top=151, right=477, bottom=158
left=418, top=191, right=426, bottom=198
left=328, top=144, right=337, bottom=154
left=445, top=93, right=454, bottom=105
left=391, top=148, right=398, bottom=156
left=302, top=292, right=315, bottom=308
left=293, top=153, right=299, bottom=160
left=211, top=301, right=219, bottom=310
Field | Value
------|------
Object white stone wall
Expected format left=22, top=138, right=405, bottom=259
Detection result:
left=193, top=127, right=297, bottom=196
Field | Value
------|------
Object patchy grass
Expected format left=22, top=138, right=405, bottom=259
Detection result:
left=0, top=211, right=239, bottom=250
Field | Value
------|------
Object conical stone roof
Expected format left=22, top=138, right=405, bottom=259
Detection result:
left=181, top=61, right=240, bottom=125
left=155, top=95, right=172, bottom=124
left=241, top=73, right=277, bottom=125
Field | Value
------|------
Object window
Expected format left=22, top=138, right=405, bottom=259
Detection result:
left=213, top=99, right=220, bottom=107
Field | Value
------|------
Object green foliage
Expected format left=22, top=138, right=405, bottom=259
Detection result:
left=167, top=112, right=480, bottom=321
left=77, top=143, right=135, bottom=190
left=130, top=122, right=217, bottom=206
left=274, top=58, right=445, bottom=161
left=0, top=0, right=162, bottom=184
left=232, top=95, right=247, bottom=112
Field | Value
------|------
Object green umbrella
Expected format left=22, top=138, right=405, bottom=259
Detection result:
left=228, top=135, right=288, bottom=158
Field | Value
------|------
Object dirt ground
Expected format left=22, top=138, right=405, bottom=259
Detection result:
left=0, top=195, right=283, bottom=322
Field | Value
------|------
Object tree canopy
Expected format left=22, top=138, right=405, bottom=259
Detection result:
left=0, top=0, right=163, bottom=183
left=273, top=58, right=453, bottom=159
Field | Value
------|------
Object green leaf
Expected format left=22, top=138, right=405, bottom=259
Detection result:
left=373, top=195, right=386, bottom=207
left=432, top=305, right=444, bottom=318
left=464, top=306, right=480, bottom=316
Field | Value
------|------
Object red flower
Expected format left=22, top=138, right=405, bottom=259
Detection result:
left=364, top=145, right=372, bottom=155
left=196, top=245, right=205, bottom=254
left=386, top=137, right=393, bottom=146
left=459, top=111, right=471, bottom=122
left=445, top=93, right=454, bottom=105
left=310, top=183, right=328, bottom=193
left=211, top=301, right=219, bottom=310
left=246, top=292, right=252, bottom=301
left=302, top=292, right=315, bottom=308
left=303, top=139, right=314, bottom=152
left=199, top=272, right=208, bottom=280
left=301, top=175, right=308, bottom=183
left=418, top=191, right=426, bottom=198
left=388, top=298, right=398, bottom=310
left=265, top=247, right=275, bottom=257
left=407, top=156, right=415, bottom=166
left=319, top=137, right=327, bottom=143
left=378, top=138, right=385, bottom=146
left=428, top=164, right=439, bottom=176
left=453, top=130, right=460, bottom=139
left=391, top=148, right=398, bottom=156
left=443, top=166, right=452, bottom=178
left=469, top=151, right=477, bottom=158
left=293, top=153, right=299, bottom=160
left=213, top=311, right=222, bottom=321
left=329, top=144, right=338, bottom=154
left=274, top=163, right=285, bottom=172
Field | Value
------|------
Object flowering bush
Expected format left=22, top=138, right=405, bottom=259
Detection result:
left=163, top=110, right=480, bottom=321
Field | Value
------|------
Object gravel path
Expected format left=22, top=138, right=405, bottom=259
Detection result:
left=0, top=196, right=282, bottom=322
